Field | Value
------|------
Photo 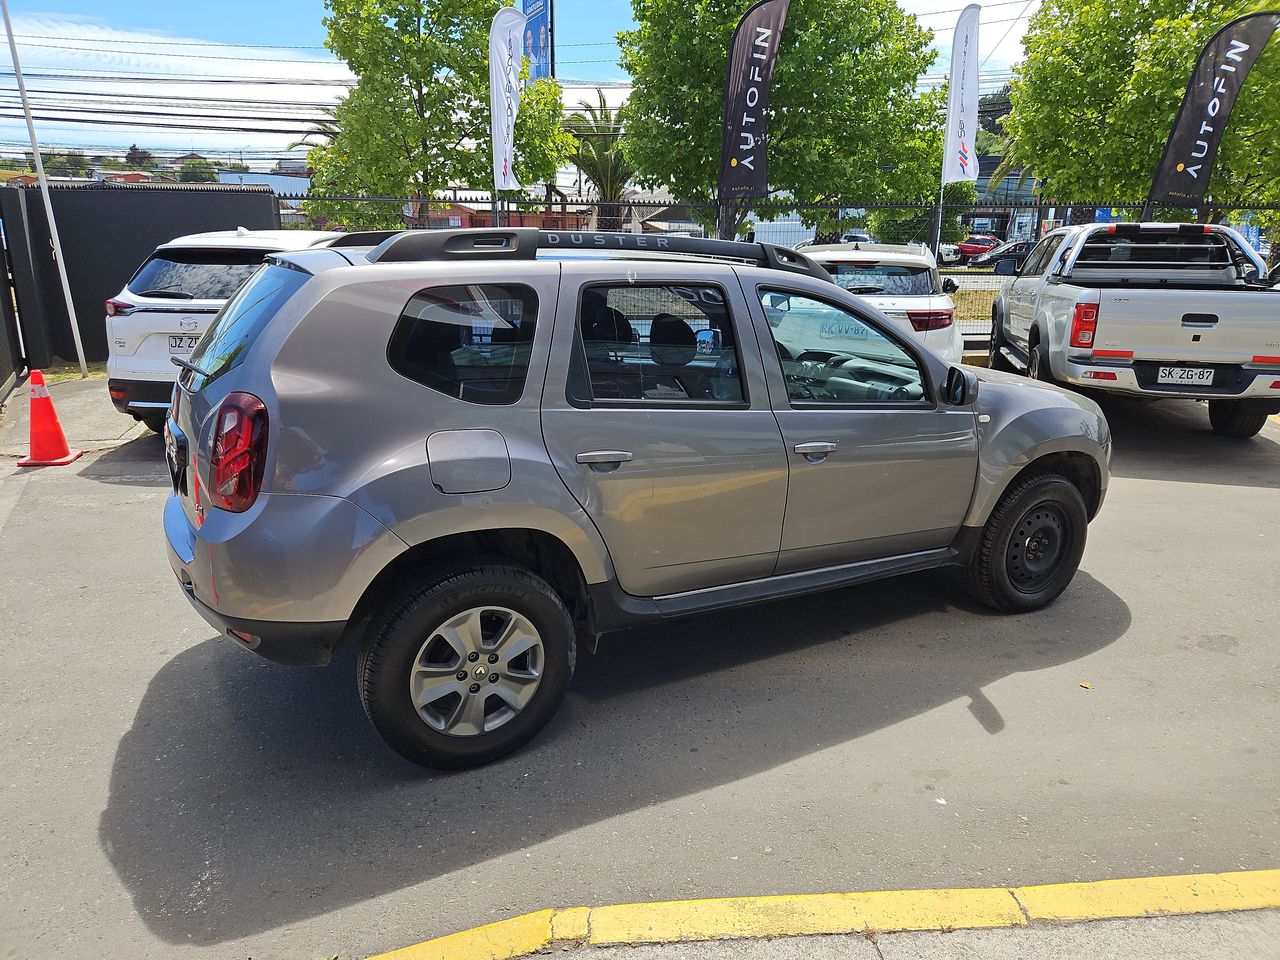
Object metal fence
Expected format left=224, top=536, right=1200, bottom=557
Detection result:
left=281, top=193, right=1277, bottom=346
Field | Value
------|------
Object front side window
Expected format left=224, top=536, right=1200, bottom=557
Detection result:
left=388, top=283, right=538, bottom=405
left=759, top=289, right=927, bottom=405
left=570, top=283, right=745, bottom=403
left=823, top=262, right=939, bottom=297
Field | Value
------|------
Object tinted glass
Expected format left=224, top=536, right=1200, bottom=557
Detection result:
left=187, top=263, right=310, bottom=389
left=823, top=263, right=938, bottom=296
left=572, top=284, right=744, bottom=403
left=760, top=289, right=927, bottom=404
left=388, top=283, right=538, bottom=405
left=129, top=248, right=271, bottom=300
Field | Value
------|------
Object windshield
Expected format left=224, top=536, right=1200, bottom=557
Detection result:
left=186, top=262, right=310, bottom=389
left=129, top=248, right=272, bottom=300
left=823, top=262, right=938, bottom=296
left=987, top=241, right=1024, bottom=255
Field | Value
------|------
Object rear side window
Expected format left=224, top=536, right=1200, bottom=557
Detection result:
left=129, top=248, right=271, bottom=300
left=388, top=284, right=538, bottom=405
left=823, top=263, right=939, bottom=296
left=187, top=262, right=310, bottom=389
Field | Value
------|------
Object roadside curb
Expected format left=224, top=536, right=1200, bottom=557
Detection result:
left=368, top=869, right=1280, bottom=959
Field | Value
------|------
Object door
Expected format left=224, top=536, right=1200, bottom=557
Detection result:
left=540, top=264, right=789, bottom=597
left=747, top=283, right=979, bottom=574
left=1005, top=234, right=1067, bottom=351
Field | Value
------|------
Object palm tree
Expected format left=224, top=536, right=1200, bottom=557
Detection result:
left=288, top=118, right=340, bottom=151
left=566, top=90, right=637, bottom=231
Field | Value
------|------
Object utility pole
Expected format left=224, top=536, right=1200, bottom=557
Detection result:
left=1, top=0, right=87, bottom=378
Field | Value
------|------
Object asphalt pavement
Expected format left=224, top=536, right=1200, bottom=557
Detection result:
left=0, top=381, right=1277, bottom=960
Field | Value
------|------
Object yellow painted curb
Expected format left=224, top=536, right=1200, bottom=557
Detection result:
left=367, top=869, right=1280, bottom=960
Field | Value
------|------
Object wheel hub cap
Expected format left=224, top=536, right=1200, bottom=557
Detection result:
left=409, top=606, right=545, bottom=737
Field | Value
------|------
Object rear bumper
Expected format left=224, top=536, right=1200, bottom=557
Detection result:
left=107, top=377, right=173, bottom=416
left=1060, top=358, right=1280, bottom=404
left=178, top=584, right=346, bottom=666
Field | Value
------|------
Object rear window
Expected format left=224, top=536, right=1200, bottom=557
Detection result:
left=129, top=248, right=272, bottom=300
left=1075, top=232, right=1233, bottom=266
left=187, top=262, right=310, bottom=389
left=387, top=284, right=538, bottom=405
left=823, top=263, right=938, bottom=296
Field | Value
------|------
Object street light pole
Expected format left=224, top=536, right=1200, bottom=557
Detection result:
left=1, top=0, right=87, bottom=378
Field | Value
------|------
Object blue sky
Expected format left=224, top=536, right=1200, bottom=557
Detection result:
left=0, top=1, right=1029, bottom=162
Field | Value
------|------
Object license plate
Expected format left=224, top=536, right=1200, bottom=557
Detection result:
left=169, top=335, right=201, bottom=354
left=1157, top=366, right=1215, bottom=385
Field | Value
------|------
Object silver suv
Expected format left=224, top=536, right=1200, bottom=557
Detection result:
left=163, top=229, right=1111, bottom=769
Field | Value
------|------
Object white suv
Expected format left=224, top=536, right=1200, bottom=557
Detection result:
left=106, top=229, right=342, bottom=431
left=803, top=243, right=964, bottom=365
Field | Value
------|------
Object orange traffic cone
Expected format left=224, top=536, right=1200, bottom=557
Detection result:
left=17, top=370, right=83, bottom=467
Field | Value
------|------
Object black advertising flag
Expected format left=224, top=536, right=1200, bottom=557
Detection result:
left=718, top=0, right=791, bottom=199
left=1147, top=11, right=1280, bottom=208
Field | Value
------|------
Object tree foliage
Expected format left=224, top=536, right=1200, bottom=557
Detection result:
left=1001, top=0, right=1280, bottom=206
left=566, top=89, right=637, bottom=230
left=37, top=150, right=88, bottom=178
left=868, top=180, right=977, bottom=245
left=178, top=159, right=218, bottom=183
left=125, top=144, right=154, bottom=168
left=619, top=0, right=939, bottom=235
left=307, top=0, right=574, bottom=229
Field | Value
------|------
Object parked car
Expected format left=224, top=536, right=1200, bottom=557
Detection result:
left=990, top=222, right=1280, bottom=437
left=956, top=234, right=1001, bottom=262
left=803, top=242, right=965, bottom=365
left=164, top=228, right=1110, bottom=769
left=937, top=242, right=963, bottom=265
left=106, top=229, right=344, bottom=431
left=971, top=239, right=1033, bottom=271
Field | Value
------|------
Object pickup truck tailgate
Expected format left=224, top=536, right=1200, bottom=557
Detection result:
left=1093, top=288, right=1280, bottom=364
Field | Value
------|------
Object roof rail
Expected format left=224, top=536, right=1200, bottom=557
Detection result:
left=366, top=228, right=832, bottom=281
left=320, top=230, right=402, bottom=248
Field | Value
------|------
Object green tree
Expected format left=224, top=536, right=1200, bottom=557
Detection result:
left=178, top=159, right=218, bottom=183
left=1000, top=0, right=1280, bottom=209
left=619, top=0, right=938, bottom=237
left=868, top=180, right=977, bottom=245
left=307, top=0, right=575, bottom=229
left=566, top=89, right=637, bottom=231
left=124, top=144, right=154, bottom=168
left=37, top=150, right=88, bottom=178
left=222, top=162, right=251, bottom=173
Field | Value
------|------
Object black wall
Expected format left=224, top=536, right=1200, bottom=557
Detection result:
left=0, top=185, right=279, bottom=366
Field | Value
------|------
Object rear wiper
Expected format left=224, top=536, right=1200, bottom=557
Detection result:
left=845, top=285, right=885, bottom=294
left=138, top=289, right=196, bottom=300
left=171, top=356, right=213, bottom=378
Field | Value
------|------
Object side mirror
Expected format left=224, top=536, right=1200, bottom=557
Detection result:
left=994, top=259, right=1017, bottom=277
left=695, top=328, right=723, bottom=354
left=945, top=366, right=978, bottom=406
left=765, top=293, right=791, bottom=313
left=942, top=277, right=959, bottom=294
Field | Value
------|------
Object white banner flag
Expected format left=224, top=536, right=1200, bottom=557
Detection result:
left=490, top=6, right=527, bottom=193
left=942, top=4, right=981, bottom=184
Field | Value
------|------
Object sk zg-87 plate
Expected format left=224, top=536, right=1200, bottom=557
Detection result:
left=169, top=335, right=201, bottom=354
left=1157, top=366, right=1214, bottom=386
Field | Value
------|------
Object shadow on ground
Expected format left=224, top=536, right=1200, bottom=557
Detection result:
left=1096, top=393, right=1280, bottom=488
left=76, top=432, right=167, bottom=487
left=100, top=569, right=1128, bottom=946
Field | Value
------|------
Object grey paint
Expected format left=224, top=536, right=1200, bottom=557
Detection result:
left=427, top=430, right=512, bottom=494
left=165, top=243, right=1109, bottom=635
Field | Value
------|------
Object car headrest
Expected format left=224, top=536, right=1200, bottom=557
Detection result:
left=649, top=313, right=697, bottom=366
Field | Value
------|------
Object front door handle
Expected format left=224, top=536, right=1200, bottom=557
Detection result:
left=794, top=441, right=837, bottom=463
left=576, top=450, right=633, bottom=472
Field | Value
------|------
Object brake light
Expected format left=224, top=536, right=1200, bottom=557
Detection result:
left=210, top=393, right=268, bottom=513
left=105, top=299, right=136, bottom=317
left=1082, top=371, right=1117, bottom=381
left=907, top=309, right=953, bottom=331
left=1070, top=302, right=1099, bottom=348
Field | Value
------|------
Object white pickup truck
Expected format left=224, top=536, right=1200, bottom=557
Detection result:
left=990, top=222, right=1280, bottom=437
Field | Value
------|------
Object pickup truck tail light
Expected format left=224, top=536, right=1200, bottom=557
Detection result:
left=1070, top=302, right=1099, bottom=348
left=907, top=309, right=954, bottom=331
left=210, top=392, right=268, bottom=513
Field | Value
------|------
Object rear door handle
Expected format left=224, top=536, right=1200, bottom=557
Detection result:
left=794, top=441, right=837, bottom=463
left=576, top=450, right=633, bottom=472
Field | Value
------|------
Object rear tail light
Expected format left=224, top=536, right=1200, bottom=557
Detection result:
left=907, top=309, right=954, bottom=331
left=105, top=299, right=136, bottom=317
left=1070, top=302, right=1099, bottom=348
left=1082, top=371, right=1117, bottom=381
left=210, top=392, right=268, bottom=513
